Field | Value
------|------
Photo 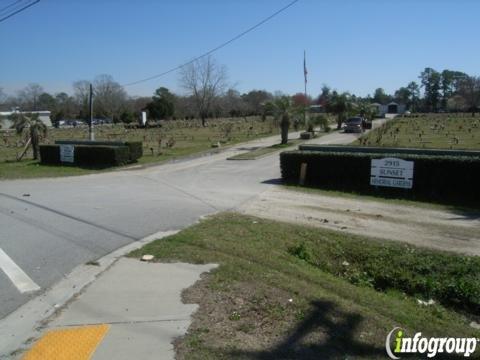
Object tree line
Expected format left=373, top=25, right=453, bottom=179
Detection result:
left=1, top=60, right=479, bottom=127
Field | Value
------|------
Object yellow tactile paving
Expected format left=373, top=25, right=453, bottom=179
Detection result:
left=22, top=324, right=110, bottom=360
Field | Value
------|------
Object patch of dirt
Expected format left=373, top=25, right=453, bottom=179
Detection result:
left=238, top=187, right=480, bottom=256
left=173, top=272, right=385, bottom=359
left=174, top=274, right=305, bottom=358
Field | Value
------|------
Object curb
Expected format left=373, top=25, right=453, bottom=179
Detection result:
left=0, top=230, right=179, bottom=359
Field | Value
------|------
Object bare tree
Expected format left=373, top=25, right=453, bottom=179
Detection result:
left=73, top=76, right=127, bottom=121
left=93, top=74, right=127, bottom=121
left=179, top=56, right=227, bottom=126
left=174, top=95, right=196, bottom=119
left=220, top=89, right=247, bottom=117
left=73, top=80, right=91, bottom=118
left=17, top=83, right=44, bottom=110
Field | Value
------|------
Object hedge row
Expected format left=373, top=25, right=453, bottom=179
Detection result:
left=280, top=150, right=480, bottom=205
left=40, top=144, right=133, bottom=167
left=298, top=144, right=480, bottom=158
left=125, top=142, right=143, bottom=162
left=54, top=140, right=143, bottom=163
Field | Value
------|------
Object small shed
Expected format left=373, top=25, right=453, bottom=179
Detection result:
left=370, top=102, right=406, bottom=117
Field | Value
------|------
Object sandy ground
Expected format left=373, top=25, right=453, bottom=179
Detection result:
left=238, top=187, right=480, bottom=256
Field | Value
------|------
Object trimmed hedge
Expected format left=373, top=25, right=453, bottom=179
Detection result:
left=39, top=145, right=61, bottom=164
left=75, top=145, right=130, bottom=166
left=125, top=142, right=143, bottom=162
left=298, top=144, right=480, bottom=157
left=40, top=144, right=131, bottom=167
left=280, top=150, right=480, bottom=205
left=55, top=140, right=143, bottom=162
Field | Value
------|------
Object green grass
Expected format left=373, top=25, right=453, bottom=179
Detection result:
left=129, top=213, right=479, bottom=359
left=0, top=117, right=283, bottom=179
left=357, top=113, right=480, bottom=149
left=227, top=139, right=305, bottom=160
left=0, top=160, right=103, bottom=179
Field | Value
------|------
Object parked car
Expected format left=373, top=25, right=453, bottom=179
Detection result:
left=344, top=117, right=364, bottom=133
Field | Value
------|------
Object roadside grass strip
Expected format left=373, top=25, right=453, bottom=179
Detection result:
left=129, top=213, right=480, bottom=359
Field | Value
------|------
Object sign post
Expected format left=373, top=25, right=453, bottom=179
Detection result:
left=370, top=157, right=414, bottom=189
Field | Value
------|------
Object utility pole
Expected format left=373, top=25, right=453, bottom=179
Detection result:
left=303, top=50, right=308, bottom=129
left=89, top=83, right=95, bottom=141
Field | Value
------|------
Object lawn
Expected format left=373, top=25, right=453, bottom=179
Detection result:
left=129, top=213, right=479, bottom=360
left=0, top=116, right=282, bottom=179
left=357, top=113, right=480, bottom=150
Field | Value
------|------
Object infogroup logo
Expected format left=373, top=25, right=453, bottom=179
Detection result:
left=386, top=327, right=478, bottom=359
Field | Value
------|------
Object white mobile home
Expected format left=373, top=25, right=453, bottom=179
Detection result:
left=0, top=110, right=52, bottom=129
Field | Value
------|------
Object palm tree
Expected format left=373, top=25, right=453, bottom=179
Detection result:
left=264, top=96, right=300, bottom=144
left=11, top=112, right=47, bottom=160
left=325, top=92, right=355, bottom=130
left=357, top=101, right=377, bottom=121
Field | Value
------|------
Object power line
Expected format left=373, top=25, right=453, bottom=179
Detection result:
left=0, top=0, right=24, bottom=15
left=0, top=0, right=39, bottom=23
left=122, top=0, right=300, bottom=87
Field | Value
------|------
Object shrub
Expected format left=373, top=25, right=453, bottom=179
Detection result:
left=280, top=150, right=480, bottom=205
left=40, top=144, right=131, bottom=167
left=288, top=242, right=312, bottom=262
left=39, top=145, right=60, bottom=164
left=300, top=132, right=313, bottom=140
left=289, top=235, right=480, bottom=314
left=312, top=115, right=330, bottom=132
left=75, top=145, right=130, bottom=166
left=125, top=142, right=143, bottom=162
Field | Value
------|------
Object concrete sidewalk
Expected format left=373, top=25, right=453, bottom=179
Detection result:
left=19, top=258, right=217, bottom=360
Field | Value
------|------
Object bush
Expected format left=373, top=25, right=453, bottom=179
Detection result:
left=75, top=145, right=130, bottom=166
left=300, top=132, right=313, bottom=140
left=125, top=142, right=143, bottom=162
left=312, top=115, right=330, bottom=132
left=40, top=144, right=131, bottom=167
left=291, top=234, right=480, bottom=314
left=39, top=145, right=60, bottom=164
left=280, top=150, right=480, bottom=205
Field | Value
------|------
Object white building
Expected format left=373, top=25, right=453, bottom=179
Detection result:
left=371, top=102, right=406, bottom=117
left=0, top=110, right=52, bottom=129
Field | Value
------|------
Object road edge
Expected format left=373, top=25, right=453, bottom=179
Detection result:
left=0, top=229, right=179, bottom=359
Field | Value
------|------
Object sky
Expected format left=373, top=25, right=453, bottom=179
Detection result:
left=1, top=0, right=479, bottom=99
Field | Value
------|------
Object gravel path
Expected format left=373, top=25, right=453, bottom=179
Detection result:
left=239, top=187, right=480, bottom=255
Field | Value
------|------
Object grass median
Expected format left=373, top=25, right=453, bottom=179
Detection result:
left=129, top=213, right=479, bottom=359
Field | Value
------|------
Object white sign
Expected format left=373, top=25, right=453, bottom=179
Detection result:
left=60, top=144, right=75, bottom=163
left=370, top=157, right=414, bottom=189
left=141, top=111, right=147, bottom=126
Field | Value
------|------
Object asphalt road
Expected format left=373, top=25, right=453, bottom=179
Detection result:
left=0, top=129, right=363, bottom=319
